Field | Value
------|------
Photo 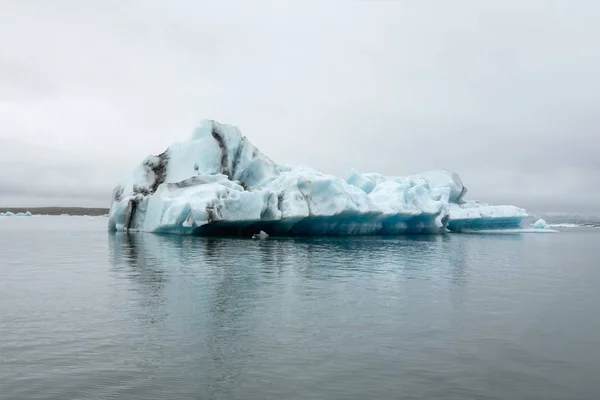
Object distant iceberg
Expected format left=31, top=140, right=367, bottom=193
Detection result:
left=108, top=119, right=527, bottom=236
left=530, top=212, right=600, bottom=228
left=1, top=211, right=32, bottom=217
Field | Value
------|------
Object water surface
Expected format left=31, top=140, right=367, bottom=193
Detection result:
left=1, top=216, right=599, bottom=399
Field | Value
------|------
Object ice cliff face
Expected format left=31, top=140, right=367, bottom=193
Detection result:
left=108, top=119, right=527, bottom=235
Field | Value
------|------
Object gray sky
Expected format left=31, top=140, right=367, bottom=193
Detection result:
left=1, top=0, right=599, bottom=211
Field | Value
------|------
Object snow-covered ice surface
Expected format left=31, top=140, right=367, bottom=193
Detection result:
left=108, top=119, right=528, bottom=236
left=528, top=212, right=600, bottom=229
left=548, top=223, right=582, bottom=228
left=459, top=228, right=558, bottom=234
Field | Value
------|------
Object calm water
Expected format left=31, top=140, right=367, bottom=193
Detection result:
left=1, top=216, right=599, bottom=400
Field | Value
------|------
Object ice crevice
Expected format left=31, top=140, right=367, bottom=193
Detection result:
left=108, top=119, right=527, bottom=236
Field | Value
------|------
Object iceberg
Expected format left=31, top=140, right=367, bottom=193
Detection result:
left=108, top=119, right=527, bottom=236
left=252, top=230, right=269, bottom=240
left=0, top=211, right=32, bottom=217
left=533, top=218, right=549, bottom=229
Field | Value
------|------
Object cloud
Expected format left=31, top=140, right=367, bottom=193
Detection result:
left=1, top=0, right=599, bottom=211
left=0, top=137, right=130, bottom=207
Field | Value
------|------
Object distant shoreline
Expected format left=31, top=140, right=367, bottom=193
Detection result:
left=0, top=207, right=109, bottom=216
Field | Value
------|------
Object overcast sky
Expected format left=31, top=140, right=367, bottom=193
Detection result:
left=1, top=0, right=599, bottom=211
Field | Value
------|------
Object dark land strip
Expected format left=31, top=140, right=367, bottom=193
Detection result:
left=1, top=207, right=109, bottom=216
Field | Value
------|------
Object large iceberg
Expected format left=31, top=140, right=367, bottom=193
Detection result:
left=108, top=120, right=527, bottom=236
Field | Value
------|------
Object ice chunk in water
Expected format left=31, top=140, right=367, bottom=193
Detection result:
left=108, top=119, right=528, bottom=236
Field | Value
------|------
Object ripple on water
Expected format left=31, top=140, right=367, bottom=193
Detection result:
left=1, top=217, right=600, bottom=399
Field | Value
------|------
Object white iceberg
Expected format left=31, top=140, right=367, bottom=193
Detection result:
left=533, top=218, right=549, bottom=229
left=252, top=230, right=269, bottom=240
left=108, top=119, right=527, bottom=236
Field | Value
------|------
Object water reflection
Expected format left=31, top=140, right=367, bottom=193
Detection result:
left=108, top=233, right=169, bottom=327
left=105, top=232, right=486, bottom=398
left=107, top=232, right=478, bottom=290
left=106, top=233, right=480, bottom=330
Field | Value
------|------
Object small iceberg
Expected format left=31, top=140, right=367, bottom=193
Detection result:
left=533, top=219, right=549, bottom=229
left=1, top=211, right=32, bottom=217
left=252, top=231, right=269, bottom=240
